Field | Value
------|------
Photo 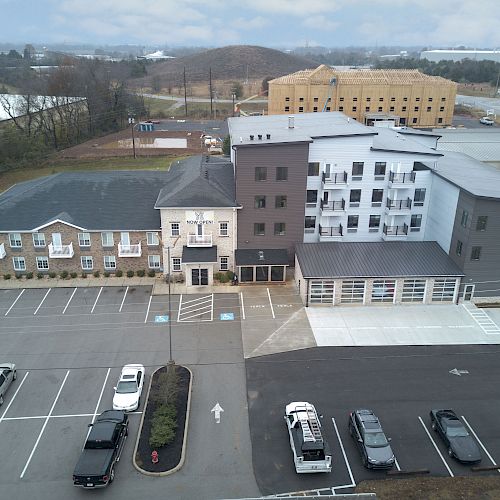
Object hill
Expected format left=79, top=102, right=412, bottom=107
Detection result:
left=132, top=45, right=318, bottom=87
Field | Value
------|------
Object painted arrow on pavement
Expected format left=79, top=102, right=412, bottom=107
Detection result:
left=211, top=402, right=224, bottom=423
left=449, top=368, right=470, bottom=376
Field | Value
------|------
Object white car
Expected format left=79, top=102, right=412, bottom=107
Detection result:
left=480, top=117, right=494, bottom=125
left=113, top=364, right=145, bottom=411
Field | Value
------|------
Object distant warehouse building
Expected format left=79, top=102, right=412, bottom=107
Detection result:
left=268, top=65, right=456, bottom=128
left=421, top=49, right=500, bottom=64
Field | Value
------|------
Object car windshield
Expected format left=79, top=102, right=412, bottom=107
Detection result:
left=446, top=425, right=469, bottom=438
left=116, top=381, right=137, bottom=394
left=364, top=432, right=388, bottom=447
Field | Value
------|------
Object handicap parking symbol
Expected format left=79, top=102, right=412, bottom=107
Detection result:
left=220, top=312, right=234, bottom=321
left=155, top=315, right=169, bottom=322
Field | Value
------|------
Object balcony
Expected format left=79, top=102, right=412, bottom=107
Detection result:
left=320, top=199, right=345, bottom=212
left=389, top=171, right=416, bottom=185
left=0, top=243, right=5, bottom=259
left=48, top=242, right=74, bottom=258
left=118, top=241, right=142, bottom=257
left=386, top=197, right=412, bottom=212
left=187, top=233, right=213, bottom=247
left=319, top=224, right=343, bottom=238
left=322, top=171, right=348, bottom=187
left=383, top=223, right=408, bottom=237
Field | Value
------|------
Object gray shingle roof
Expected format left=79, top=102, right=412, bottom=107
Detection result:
left=182, top=245, right=218, bottom=263
left=295, top=241, right=463, bottom=278
left=235, top=248, right=289, bottom=266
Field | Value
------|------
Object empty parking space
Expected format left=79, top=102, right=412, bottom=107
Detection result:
left=178, top=293, right=214, bottom=322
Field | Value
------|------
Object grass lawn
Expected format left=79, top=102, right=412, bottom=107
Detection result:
left=0, top=155, right=186, bottom=194
left=143, top=96, right=176, bottom=118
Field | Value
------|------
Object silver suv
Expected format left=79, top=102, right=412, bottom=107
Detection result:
left=0, top=363, right=17, bottom=405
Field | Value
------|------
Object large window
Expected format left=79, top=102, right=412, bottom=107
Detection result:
left=81, top=256, right=93, bottom=270
left=104, top=255, right=116, bottom=270
left=401, top=279, right=426, bottom=302
left=372, top=189, right=383, bottom=206
left=306, top=190, right=318, bottom=207
left=308, top=162, right=320, bottom=176
left=476, top=216, right=488, bottom=231
left=471, top=246, right=481, bottom=261
left=219, top=222, right=229, bottom=236
left=276, top=167, right=288, bottom=181
left=255, top=167, right=267, bottom=181
left=374, top=162, right=386, bottom=177
left=254, top=223, right=265, bottom=236
left=352, top=162, right=364, bottom=179
left=414, top=188, right=426, bottom=206
left=349, top=189, right=361, bottom=207
left=255, top=195, right=266, bottom=209
left=172, top=257, right=182, bottom=272
left=32, top=233, right=46, bottom=248
left=78, top=232, right=91, bottom=247
left=274, top=223, right=286, bottom=236
left=12, top=256, right=26, bottom=271
left=220, top=256, right=229, bottom=271
left=36, top=256, right=49, bottom=270
left=147, top=232, right=159, bottom=245
left=410, top=214, right=422, bottom=232
left=9, top=233, right=22, bottom=248
left=101, top=232, right=114, bottom=247
left=369, top=215, right=381, bottom=230
left=309, top=280, right=335, bottom=304
left=275, top=195, right=287, bottom=209
left=371, top=279, right=395, bottom=303
left=347, top=215, right=359, bottom=230
left=170, top=222, right=180, bottom=237
left=341, top=280, right=365, bottom=303
left=304, top=216, right=316, bottom=233
left=148, top=255, right=161, bottom=269
left=432, top=279, right=457, bottom=302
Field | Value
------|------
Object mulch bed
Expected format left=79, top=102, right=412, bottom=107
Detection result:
left=135, top=364, right=191, bottom=473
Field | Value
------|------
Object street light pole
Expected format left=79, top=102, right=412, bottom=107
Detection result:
left=128, top=114, right=136, bottom=159
left=167, top=245, right=173, bottom=364
left=232, top=93, right=236, bottom=117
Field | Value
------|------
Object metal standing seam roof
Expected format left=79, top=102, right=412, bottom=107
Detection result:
left=295, top=241, right=464, bottom=279
left=435, top=129, right=500, bottom=163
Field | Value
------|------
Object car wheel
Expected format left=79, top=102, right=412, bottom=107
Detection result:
left=363, top=456, right=370, bottom=469
left=137, top=397, right=141, bottom=409
left=109, top=468, right=115, bottom=483
left=448, top=448, right=454, bottom=458
left=13, top=370, right=17, bottom=380
left=431, top=421, right=436, bottom=431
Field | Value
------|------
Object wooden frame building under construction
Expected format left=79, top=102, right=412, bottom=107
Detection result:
left=268, top=65, right=457, bottom=128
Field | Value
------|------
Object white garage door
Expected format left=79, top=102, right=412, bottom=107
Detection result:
left=309, top=280, right=335, bottom=304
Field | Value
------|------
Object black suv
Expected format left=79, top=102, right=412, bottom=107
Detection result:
left=348, top=409, right=395, bottom=469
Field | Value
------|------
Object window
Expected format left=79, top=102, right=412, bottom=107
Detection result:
left=461, top=210, right=469, bottom=227
left=414, top=188, right=426, bottom=206
left=275, top=195, right=287, bottom=209
left=104, top=255, right=116, bottom=270
left=101, top=232, right=114, bottom=247
left=148, top=255, right=161, bottom=269
left=276, top=166, right=288, bottom=181
left=12, top=256, right=25, bottom=271
left=390, top=97, right=395, bottom=102
left=432, top=279, right=457, bottom=302
left=220, top=256, right=229, bottom=271
left=347, top=215, right=359, bottom=229
left=313, top=97, right=319, bottom=102
left=349, top=189, right=361, bottom=206
left=428, top=97, right=433, bottom=102
left=352, top=106, right=357, bottom=112
left=306, top=190, right=318, bottom=207
left=369, top=215, right=381, bottom=229
left=219, top=222, right=229, bottom=236
left=414, top=106, right=419, bottom=112
left=412, top=118, right=417, bottom=124
left=471, top=246, right=481, bottom=261
left=299, top=106, right=304, bottom=112
left=410, top=214, right=422, bottom=231
left=299, top=97, right=304, bottom=102
left=9, top=233, right=22, bottom=248
left=147, top=232, right=159, bottom=245
left=353, top=97, right=358, bottom=102
left=402, top=279, right=426, bottom=302
left=304, top=216, right=316, bottom=233
left=326, top=107, right=330, bottom=111
left=415, top=97, right=421, bottom=102
left=439, top=106, right=445, bottom=112
left=172, top=257, right=182, bottom=272
left=374, top=162, right=386, bottom=177
left=438, top=118, right=443, bottom=124
left=456, top=240, right=463, bottom=256
left=441, top=97, right=446, bottom=102
left=390, top=106, right=395, bottom=112
left=403, top=97, right=408, bottom=101
left=255, top=195, right=266, bottom=209
left=170, top=222, right=180, bottom=236
left=81, top=256, right=93, bottom=270
left=379, top=97, right=384, bottom=102
left=285, top=97, right=290, bottom=102
left=352, top=162, right=364, bottom=179
left=32, top=233, right=46, bottom=247
left=366, top=97, right=371, bottom=102
left=284, top=106, right=290, bottom=112
left=402, top=106, right=407, bottom=111
left=339, top=97, right=344, bottom=102
left=371, top=189, right=383, bottom=206
left=427, top=106, right=432, bottom=112
left=308, top=162, right=320, bottom=176
left=274, top=223, right=286, bottom=236
left=313, top=107, right=318, bottom=112
left=339, top=106, right=344, bottom=112
left=378, top=106, right=383, bottom=112
left=372, top=279, right=395, bottom=303
left=78, top=232, right=91, bottom=247
left=255, top=167, right=267, bottom=181
left=365, top=106, right=370, bottom=112
left=341, top=280, right=365, bottom=303
left=476, top=216, right=488, bottom=231
left=309, top=280, right=335, bottom=304
left=254, top=223, right=265, bottom=236
left=36, top=256, right=49, bottom=270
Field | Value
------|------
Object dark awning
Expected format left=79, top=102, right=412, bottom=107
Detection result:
left=182, top=245, right=218, bottom=263
left=235, top=248, right=289, bottom=266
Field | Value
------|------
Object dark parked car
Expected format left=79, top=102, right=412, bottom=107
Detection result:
left=430, top=409, right=481, bottom=464
left=348, top=409, right=395, bottom=469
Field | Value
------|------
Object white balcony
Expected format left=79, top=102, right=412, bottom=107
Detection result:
left=48, top=242, right=74, bottom=258
left=187, top=233, right=212, bottom=247
left=118, top=241, right=142, bottom=257
left=0, top=243, right=5, bottom=259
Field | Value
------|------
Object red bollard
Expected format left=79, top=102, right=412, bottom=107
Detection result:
left=151, top=450, right=159, bottom=464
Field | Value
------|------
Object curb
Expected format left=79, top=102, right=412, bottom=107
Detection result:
left=132, top=364, right=193, bottom=477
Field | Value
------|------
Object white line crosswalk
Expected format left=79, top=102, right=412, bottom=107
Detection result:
left=178, top=294, right=214, bottom=322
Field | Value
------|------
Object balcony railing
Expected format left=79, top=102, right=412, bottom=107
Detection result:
left=322, top=171, right=348, bottom=185
left=187, top=233, right=213, bottom=247
left=319, top=224, right=343, bottom=237
left=118, top=241, right=142, bottom=257
left=48, top=242, right=74, bottom=258
left=386, top=197, right=412, bottom=210
left=383, top=223, right=408, bottom=236
left=389, top=171, right=416, bottom=184
left=320, top=199, right=345, bottom=212
left=0, top=243, right=5, bottom=259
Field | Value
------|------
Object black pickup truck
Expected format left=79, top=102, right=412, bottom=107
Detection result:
left=73, top=410, right=128, bottom=488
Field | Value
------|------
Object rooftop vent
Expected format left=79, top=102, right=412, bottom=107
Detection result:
left=258, top=250, right=264, bottom=261
left=266, top=133, right=271, bottom=140
left=250, top=134, right=254, bottom=140
left=258, top=134, right=262, bottom=140
left=288, top=116, right=294, bottom=129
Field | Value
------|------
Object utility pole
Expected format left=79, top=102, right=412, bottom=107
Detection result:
left=232, top=93, right=236, bottom=117
left=183, top=66, right=188, bottom=117
left=167, top=245, right=173, bottom=364
left=209, top=67, right=213, bottom=119
left=128, top=113, right=136, bottom=159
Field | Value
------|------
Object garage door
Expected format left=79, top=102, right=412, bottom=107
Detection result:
left=432, top=278, right=458, bottom=302
left=309, top=280, right=335, bottom=304
left=340, top=280, right=365, bottom=304
left=401, top=279, right=426, bottom=302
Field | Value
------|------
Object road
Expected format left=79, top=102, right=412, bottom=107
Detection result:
left=456, top=94, right=500, bottom=116
left=141, top=93, right=268, bottom=108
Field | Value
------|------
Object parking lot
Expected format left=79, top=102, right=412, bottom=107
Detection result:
left=247, top=345, right=500, bottom=496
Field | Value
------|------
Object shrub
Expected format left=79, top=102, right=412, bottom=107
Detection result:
left=137, top=269, right=145, bottom=277
left=149, top=403, right=177, bottom=449
left=70, top=272, right=77, bottom=279
left=213, top=272, right=222, bottom=281
left=103, top=271, right=110, bottom=278
left=60, top=270, right=68, bottom=279
left=15, top=273, right=23, bottom=279
left=48, top=271, right=56, bottom=278
left=150, top=365, right=179, bottom=406
left=26, top=272, right=33, bottom=279
left=115, top=270, right=123, bottom=277
left=127, top=270, right=134, bottom=278
left=93, top=270, right=100, bottom=278
left=148, top=269, right=156, bottom=277
left=3, top=273, right=11, bottom=280
left=81, top=272, right=87, bottom=278
left=218, top=272, right=229, bottom=283
left=37, top=272, right=44, bottom=279
left=225, top=270, right=235, bottom=281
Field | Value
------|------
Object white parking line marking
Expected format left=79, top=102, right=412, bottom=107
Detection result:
left=177, top=294, right=183, bottom=322
left=331, top=417, right=356, bottom=488
left=240, top=292, right=246, bottom=320
left=92, top=368, right=111, bottom=424
left=418, top=416, right=454, bottom=477
left=33, top=289, right=51, bottom=315
left=0, top=372, right=29, bottom=422
left=211, top=293, right=214, bottom=321
left=4, top=289, right=25, bottom=316
left=90, top=287, right=103, bottom=314
left=20, top=370, right=70, bottom=479
left=178, top=294, right=213, bottom=322
left=144, top=294, right=153, bottom=323
left=119, top=286, right=129, bottom=312
left=461, top=415, right=499, bottom=470
left=181, top=297, right=212, bottom=310
left=267, top=288, right=275, bottom=319
left=62, top=288, right=77, bottom=314
left=3, top=411, right=143, bottom=421
left=394, top=457, right=401, bottom=471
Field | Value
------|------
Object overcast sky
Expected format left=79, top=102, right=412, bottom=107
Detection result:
left=3, top=0, right=500, bottom=48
